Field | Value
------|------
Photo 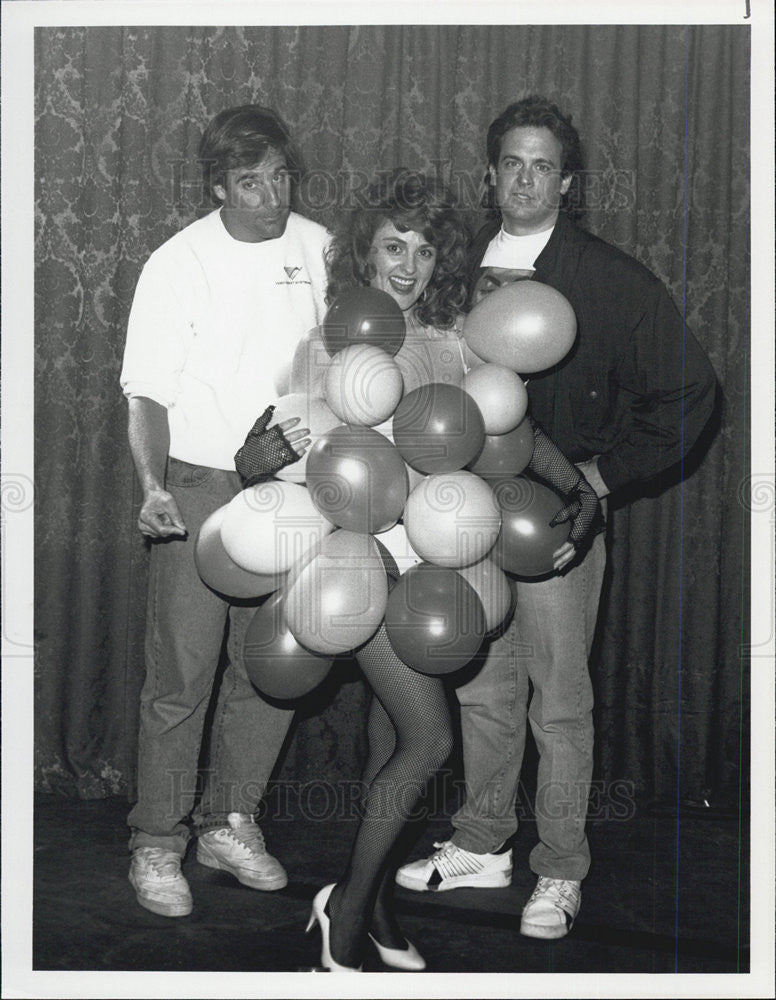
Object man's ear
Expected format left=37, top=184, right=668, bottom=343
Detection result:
left=488, top=164, right=497, bottom=186
left=560, top=173, right=572, bottom=195
left=213, top=183, right=226, bottom=203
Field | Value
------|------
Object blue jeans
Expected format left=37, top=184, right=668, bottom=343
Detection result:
left=127, top=458, right=294, bottom=855
left=451, top=529, right=606, bottom=881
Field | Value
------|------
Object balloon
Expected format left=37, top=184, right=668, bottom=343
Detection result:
left=194, top=505, right=285, bottom=599
left=243, top=591, right=333, bottom=699
left=463, top=280, right=577, bottom=374
left=323, top=343, right=404, bottom=426
left=220, top=480, right=335, bottom=575
left=403, top=471, right=501, bottom=569
left=455, top=556, right=513, bottom=633
left=271, top=394, right=341, bottom=484
left=283, top=530, right=388, bottom=655
left=385, top=563, right=486, bottom=675
left=392, top=382, right=486, bottom=474
left=461, top=363, right=528, bottom=435
left=305, top=424, right=409, bottom=534
left=321, top=286, right=406, bottom=357
left=467, top=417, right=535, bottom=480
left=491, top=476, right=570, bottom=577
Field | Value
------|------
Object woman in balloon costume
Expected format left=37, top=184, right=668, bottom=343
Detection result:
left=283, top=168, right=602, bottom=972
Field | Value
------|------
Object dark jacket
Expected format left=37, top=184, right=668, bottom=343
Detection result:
left=467, top=213, right=717, bottom=494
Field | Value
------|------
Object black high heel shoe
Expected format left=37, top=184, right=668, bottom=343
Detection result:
left=305, top=884, right=363, bottom=973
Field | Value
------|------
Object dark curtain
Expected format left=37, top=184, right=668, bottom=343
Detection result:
left=34, top=25, right=749, bottom=813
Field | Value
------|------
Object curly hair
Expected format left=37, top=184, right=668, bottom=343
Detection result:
left=325, top=169, right=470, bottom=330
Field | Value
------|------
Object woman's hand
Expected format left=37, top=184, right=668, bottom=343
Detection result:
left=552, top=539, right=577, bottom=572
left=271, top=416, right=311, bottom=459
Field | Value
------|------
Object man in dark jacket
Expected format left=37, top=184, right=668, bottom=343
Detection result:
left=396, top=95, right=716, bottom=939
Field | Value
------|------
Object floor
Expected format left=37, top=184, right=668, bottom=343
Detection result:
left=25, top=786, right=755, bottom=998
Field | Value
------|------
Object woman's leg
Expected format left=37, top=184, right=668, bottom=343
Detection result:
left=327, top=625, right=453, bottom=967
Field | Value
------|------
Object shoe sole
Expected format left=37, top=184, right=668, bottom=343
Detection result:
left=396, top=870, right=512, bottom=892
left=129, top=876, right=192, bottom=917
left=520, top=918, right=572, bottom=940
left=196, top=848, right=288, bottom=891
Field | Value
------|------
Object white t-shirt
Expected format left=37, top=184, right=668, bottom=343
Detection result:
left=121, top=209, right=330, bottom=469
left=480, top=225, right=554, bottom=271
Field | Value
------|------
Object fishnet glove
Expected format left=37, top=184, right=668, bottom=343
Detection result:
left=234, top=405, right=300, bottom=486
left=527, top=418, right=604, bottom=546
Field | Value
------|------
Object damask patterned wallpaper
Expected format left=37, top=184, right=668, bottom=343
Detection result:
left=34, top=24, right=749, bottom=810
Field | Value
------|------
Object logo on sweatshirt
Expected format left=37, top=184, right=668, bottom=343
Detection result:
left=277, top=264, right=311, bottom=287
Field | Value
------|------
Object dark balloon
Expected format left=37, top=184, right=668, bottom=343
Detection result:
left=491, top=476, right=570, bottom=577
left=467, top=417, right=535, bottom=480
left=392, top=382, right=486, bottom=474
left=305, top=424, right=409, bottom=534
left=243, top=591, right=333, bottom=699
left=321, top=287, right=406, bottom=357
left=384, top=562, right=486, bottom=675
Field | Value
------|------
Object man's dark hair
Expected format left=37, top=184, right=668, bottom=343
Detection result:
left=198, top=105, right=304, bottom=206
left=486, top=95, right=583, bottom=176
left=484, top=95, right=584, bottom=217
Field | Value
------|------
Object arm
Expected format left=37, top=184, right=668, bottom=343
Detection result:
left=127, top=396, right=187, bottom=538
left=527, top=419, right=603, bottom=572
left=596, top=282, right=717, bottom=494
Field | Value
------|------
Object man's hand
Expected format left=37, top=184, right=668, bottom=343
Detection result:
left=138, top=488, right=187, bottom=538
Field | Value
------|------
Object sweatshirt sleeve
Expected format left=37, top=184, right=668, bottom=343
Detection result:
left=119, top=246, right=196, bottom=408
left=596, top=281, right=717, bottom=493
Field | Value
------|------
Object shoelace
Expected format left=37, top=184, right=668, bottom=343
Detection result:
left=429, top=841, right=485, bottom=878
left=141, top=848, right=182, bottom=879
left=530, top=877, right=580, bottom=908
left=224, top=824, right=267, bottom=857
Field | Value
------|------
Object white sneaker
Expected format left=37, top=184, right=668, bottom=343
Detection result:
left=520, top=876, right=581, bottom=939
left=395, top=841, right=512, bottom=892
left=196, top=812, right=288, bottom=890
left=129, top=847, right=193, bottom=917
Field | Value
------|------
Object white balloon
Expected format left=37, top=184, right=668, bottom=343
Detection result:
left=220, top=480, right=335, bottom=575
left=462, top=363, right=528, bottom=435
left=403, top=471, right=501, bottom=569
left=323, top=343, right=404, bottom=426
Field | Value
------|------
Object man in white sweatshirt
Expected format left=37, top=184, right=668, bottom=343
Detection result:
left=120, top=105, right=329, bottom=917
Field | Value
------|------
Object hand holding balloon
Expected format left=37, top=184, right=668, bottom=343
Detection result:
left=273, top=416, right=311, bottom=458
left=551, top=539, right=577, bottom=572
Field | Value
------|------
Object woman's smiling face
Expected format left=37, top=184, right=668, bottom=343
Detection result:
left=368, top=220, right=437, bottom=312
